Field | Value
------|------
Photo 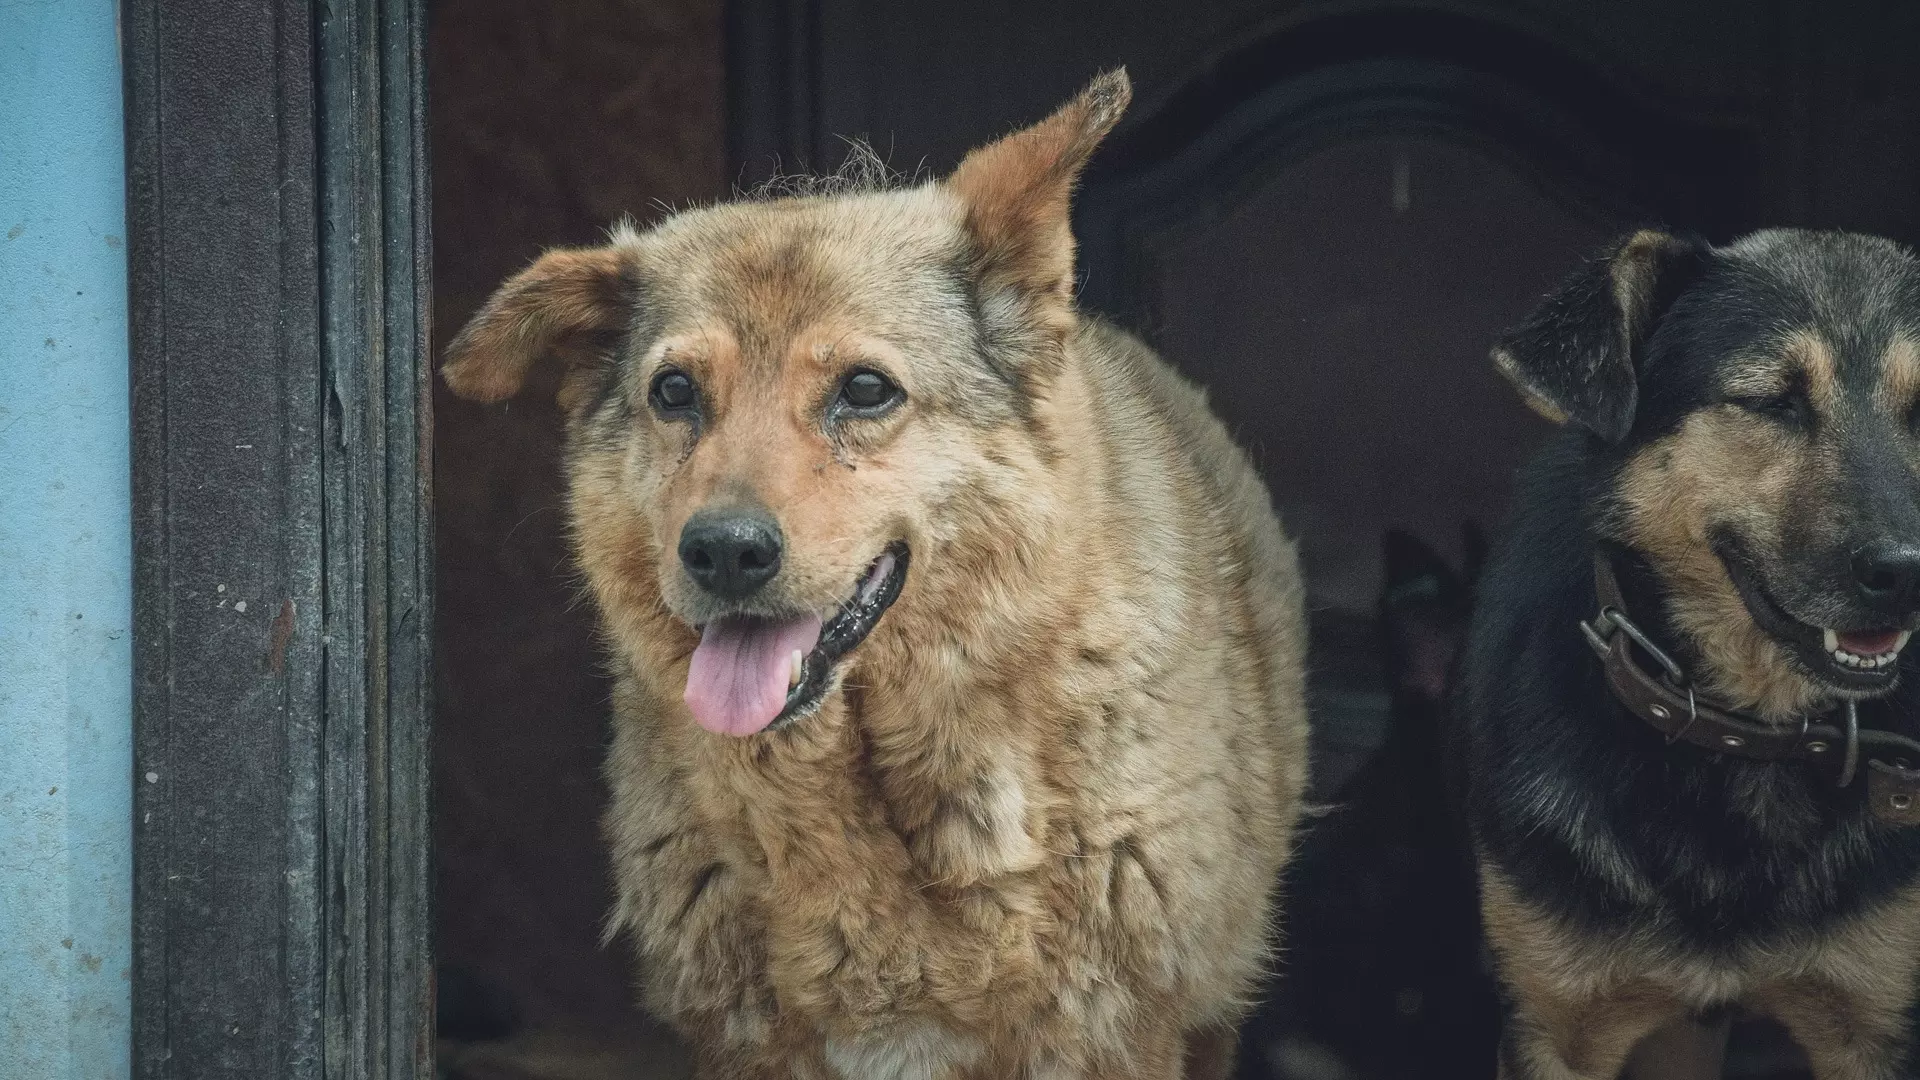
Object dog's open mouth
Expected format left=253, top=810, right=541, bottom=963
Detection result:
left=1717, top=541, right=1911, bottom=693
left=682, top=544, right=909, bottom=736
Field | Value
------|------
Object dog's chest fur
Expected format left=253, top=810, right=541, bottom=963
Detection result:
left=1479, top=856, right=1920, bottom=1017
left=603, top=647, right=1286, bottom=1078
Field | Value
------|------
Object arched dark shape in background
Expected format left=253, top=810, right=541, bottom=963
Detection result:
left=1075, top=8, right=1763, bottom=328
left=1062, top=16, right=1799, bottom=1079
left=1054, top=8, right=1772, bottom=802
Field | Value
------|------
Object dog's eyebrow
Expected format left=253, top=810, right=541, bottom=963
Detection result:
left=1875, top=334, right=1920, bottom=413
left=1782, top=328, right=1841, bottom=405
left=1718, top=358, right=1796, bottom=398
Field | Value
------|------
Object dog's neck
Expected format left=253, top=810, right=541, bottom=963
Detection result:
left=1605, top=544, right=1698, bottom=670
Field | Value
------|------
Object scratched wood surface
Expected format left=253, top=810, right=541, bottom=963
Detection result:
left=127, top=0, right=432, bottom=1075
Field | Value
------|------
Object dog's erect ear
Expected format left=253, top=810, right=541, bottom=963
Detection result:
left=442, top=244, right=634, bottom=409
left=946, top=69, right=1130, bottom=307
left=1382, top=528, right=1455, bottom=599
left=1492, top=229, right=1708, bottom=443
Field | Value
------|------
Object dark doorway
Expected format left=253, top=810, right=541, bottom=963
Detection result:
left=429, top=1, right=721, bottom=1075
left=429, top=3, right=1920, bottom=1078
left=1110, top=134, right=1595, bottom=789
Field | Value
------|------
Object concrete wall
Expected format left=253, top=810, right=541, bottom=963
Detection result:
left=0, top=2, right=133, bottom=1074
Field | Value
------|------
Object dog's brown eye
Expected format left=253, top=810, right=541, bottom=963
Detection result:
left=651, top=370, right=697, bottom=414
left=1739, top=392, right=1809, bottom=427
left=838, top=370, right=901, bottom=413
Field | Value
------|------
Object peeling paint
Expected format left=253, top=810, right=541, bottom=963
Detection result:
left=267, top=598, right=295, bottom=675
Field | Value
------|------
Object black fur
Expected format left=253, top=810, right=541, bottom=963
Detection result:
left=1462, top=229, right=1920, bottom=1075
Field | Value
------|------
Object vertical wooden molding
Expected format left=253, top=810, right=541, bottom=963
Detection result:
left=126, top=0, right=432, bottom=1075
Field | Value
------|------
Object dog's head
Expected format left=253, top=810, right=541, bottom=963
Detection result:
left=1495, top=228, right=1920, bottom=715
left=1379, top=524, right=1484, bottom=708
left=441, top=72, right=1130, bottom=737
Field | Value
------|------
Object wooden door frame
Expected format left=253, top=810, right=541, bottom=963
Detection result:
left=124, top=0, right=433, bottom=1075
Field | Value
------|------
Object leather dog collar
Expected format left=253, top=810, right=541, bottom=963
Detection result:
left=1581, top=548, right=1920, bottom=825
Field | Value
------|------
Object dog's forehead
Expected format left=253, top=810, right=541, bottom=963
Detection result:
left=1671, top=231, right=1920, bottom=390
left=634, top=188, right=966, bottom=338
left=1722, top=232, right=1920, bottom=342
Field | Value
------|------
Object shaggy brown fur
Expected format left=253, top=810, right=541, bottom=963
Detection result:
left=441, top=71, right=1309, bottom=1079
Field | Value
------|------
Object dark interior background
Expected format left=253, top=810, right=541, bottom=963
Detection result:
left=430, top=2, right=1920, bottom=1077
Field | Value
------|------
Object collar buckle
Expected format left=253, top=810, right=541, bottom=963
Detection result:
left=1583, top=605, right=1689, bottom=686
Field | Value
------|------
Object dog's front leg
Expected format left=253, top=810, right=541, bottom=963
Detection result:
left=1753, top=977, right=1916, bottom=1080
left=1480, top=865, right=1690, bottom=1079
left=1751, top=886, right=1920, bottom=1080
left=1620, top=1015, right=1731, bottom=1080
left=1496, top=985, right=1688, bottom=1080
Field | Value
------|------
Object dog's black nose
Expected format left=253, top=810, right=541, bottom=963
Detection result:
left=679, top=510, right=783, bottom=599
left=1852, top=540, right=1920, bottom=612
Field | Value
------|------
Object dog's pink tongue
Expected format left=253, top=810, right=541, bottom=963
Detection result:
left=685, top=613, right=823, bottom=737
left=1838, top=629, right=1903, bottom=656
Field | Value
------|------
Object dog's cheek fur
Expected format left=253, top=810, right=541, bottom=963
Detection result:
left=1609, top=409, right=1839, bottom=717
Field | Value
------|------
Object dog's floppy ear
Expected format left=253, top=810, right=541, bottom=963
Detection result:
left=946, top=69, right=1130, bottom=310
left=442, top=244, right=634, bottom=409
left=1492, top=229, right=1708, bottom=443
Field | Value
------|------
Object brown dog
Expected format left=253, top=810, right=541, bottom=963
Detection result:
left=441, top=71, right=1309, bottom=1079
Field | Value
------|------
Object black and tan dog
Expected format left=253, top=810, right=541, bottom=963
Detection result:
left=1459, top=228, right=1920, bottom=1080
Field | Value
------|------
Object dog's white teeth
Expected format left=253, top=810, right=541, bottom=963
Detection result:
left=1831, top=646, right=1899, bottom=670
left=789, top=648, right=804, bottom=688
left=1825, top=628, right=1909, bottom=671
left=858, top=553, right=896, bottom=605
left=860, top=553, right=894, bottom=607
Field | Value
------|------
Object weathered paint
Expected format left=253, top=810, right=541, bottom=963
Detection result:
left=0, top=1, right=134, bottom=1075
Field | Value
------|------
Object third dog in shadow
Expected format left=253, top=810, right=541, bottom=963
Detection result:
left=1242, top=526, right=1501, bottom=1080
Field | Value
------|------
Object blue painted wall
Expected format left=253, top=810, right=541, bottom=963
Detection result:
left=0, top=2, right=134, bottom=1075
